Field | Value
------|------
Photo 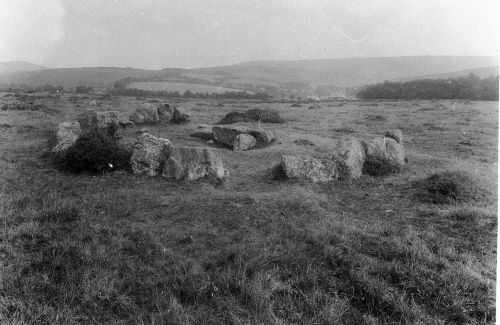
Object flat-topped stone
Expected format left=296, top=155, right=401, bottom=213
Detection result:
left=162, top=146, right=227, bottom=181
left=212, top=125, right=253, bottom=147
left=280, top=154, right=338, bottom=182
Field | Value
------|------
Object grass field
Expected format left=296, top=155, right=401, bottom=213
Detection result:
left=126, top=82, right=242, bottom=94
left=0, top=94, right=497, bottom=324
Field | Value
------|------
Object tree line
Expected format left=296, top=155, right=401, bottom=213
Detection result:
left=357, top=73, right=499, bottom=101
left=111, top=86, right=271, bottom=100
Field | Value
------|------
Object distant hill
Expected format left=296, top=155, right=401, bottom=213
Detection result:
left=0, top=67, right=184, bottom=88
left=0, top=61, right=45, bottom=73
left=192, top=56, right=498, bottom=87
left=0, top=56, right=497, bottom=94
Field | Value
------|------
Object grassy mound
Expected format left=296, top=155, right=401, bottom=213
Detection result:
left=415, top=171, right=487, bottom=204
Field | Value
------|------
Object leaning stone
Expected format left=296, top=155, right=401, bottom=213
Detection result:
left=52, top=122, right=81, bottom=152
left=162, top=146, right=227, bottom=181
left=280, top=154, right=338, bottom=182
left=130, top=133, right=172, bottom=176
left=129, top=103, right=159, bottom=125
left=233, top=134, right=257, bottom=151
left=334, top=136, right=365, bottom=179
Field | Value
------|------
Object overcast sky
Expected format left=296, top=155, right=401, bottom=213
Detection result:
left=0, top=0, right=498, bottom=69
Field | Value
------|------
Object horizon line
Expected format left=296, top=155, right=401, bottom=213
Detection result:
left=1, top=54, right=498, bottom=71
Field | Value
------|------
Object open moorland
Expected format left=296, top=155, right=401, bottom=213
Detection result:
left=0, top=93, right=497, bottom=324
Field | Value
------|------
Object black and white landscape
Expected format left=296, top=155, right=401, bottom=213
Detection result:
left=0, top=1, right=498, bottom=324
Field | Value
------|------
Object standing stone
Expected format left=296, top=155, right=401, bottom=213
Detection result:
left=77, top=110, right=99, bottom=133
left=385, top=137, right=405, bottom=167
left=334, top=136, right=365, bottom=179
left=130, top=133, right=172, bottom=176
left=158, top=104, right=174, bottom=125
left=129, top=103, right=159, bottom=125
left=162, top=146, right=227, bottom=181
left=363, top=137, right=405, bottom=173
left=233, top=134, right=257, bottom=151
left=280, top=154, right=338, bottom=182
left=364, top=137, right=386, bottom=159
left=52, top=122, right=81, bottom=152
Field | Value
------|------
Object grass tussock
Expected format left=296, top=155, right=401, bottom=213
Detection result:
left=414, top=171, right=488, bottom=204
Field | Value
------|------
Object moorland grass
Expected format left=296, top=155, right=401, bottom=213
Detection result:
left=0, top=94, right=497, bottom=324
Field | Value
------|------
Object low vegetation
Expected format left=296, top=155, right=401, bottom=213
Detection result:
left=54, top=126, right=131, bottom=174
left=1, top=102, right=49, bottom=111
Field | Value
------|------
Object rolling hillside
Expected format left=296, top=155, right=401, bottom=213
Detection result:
left=0, top=56, right=497, bottom=94
left=0, top=67, right=180, bottom=88
left=194, top=56, right=498, bottom=87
